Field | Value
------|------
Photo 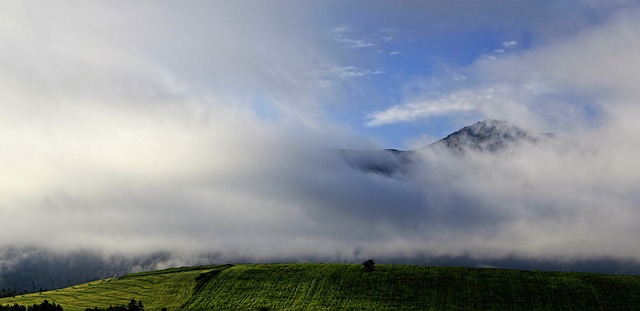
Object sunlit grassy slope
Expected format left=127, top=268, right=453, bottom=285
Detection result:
left=3, top=263, right=640, bottom=310
left=0, top=265, right=229, bottom=311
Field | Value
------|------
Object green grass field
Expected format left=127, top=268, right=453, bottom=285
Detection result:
left=2, top=263, right=640, bottom=310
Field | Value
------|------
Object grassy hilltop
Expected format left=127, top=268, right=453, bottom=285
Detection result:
left=2, top=263, right=640, bottom=310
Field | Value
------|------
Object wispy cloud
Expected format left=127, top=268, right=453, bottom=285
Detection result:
left=493, top=40, right=519, bottom=54
left=332, top=25, right=375, bottom=49
left=366, top=98, right=476, bottom=127
left=502, top=40, right=518, bottom=49
left=320, top=66, right=383, bottom=79
left=365, top=83, right=544, bottom=127
left=309, top=66, right=383, bottom=89
left=379, top=27, right=397, bottom=42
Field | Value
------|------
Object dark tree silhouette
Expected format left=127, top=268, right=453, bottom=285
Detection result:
left=362, top=259, right=375, bottom=272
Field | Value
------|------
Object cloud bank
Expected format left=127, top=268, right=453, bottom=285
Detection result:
left=361, top=7, right=640, bottom=265
left=2, top=1, right=640, bottom=275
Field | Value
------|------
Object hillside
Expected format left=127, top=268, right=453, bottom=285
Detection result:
left=0, top=265, right=229, bottom=311
left=3, top=264, right=640, bottom=310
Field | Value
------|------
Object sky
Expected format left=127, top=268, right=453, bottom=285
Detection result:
left=3, top=0, right=640, bottom=272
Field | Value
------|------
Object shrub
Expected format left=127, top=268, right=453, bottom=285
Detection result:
left=362, top=259, right=375, bottom=272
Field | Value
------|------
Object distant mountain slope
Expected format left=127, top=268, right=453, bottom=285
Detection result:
left=0, top=247, right=187, bottom=294
left=336, top=148, right=415, bottom=177
left=4, top=264, right=640, bottom=310
left=338, top=120, right=555, bottom=176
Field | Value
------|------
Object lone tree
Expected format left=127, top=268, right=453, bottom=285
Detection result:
left=362, top=259, right=375, bottom=272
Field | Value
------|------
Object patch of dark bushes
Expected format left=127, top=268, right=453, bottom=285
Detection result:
left=0, top=300, right=63, bottom=311
left=84, top=299, right=144, bottom=311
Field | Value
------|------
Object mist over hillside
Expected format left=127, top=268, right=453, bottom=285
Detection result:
left=2, top=120, right=640, bottom=291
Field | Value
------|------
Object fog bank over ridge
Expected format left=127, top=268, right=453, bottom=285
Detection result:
left=4, top=119, right=640, bottom=270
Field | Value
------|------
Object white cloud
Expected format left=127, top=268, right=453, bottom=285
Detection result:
left=502, top=40, right=518, bottom=49
left=313, top=66, right=383, bottom=80
left=365, top=83, right=545, bottom=127
left=492, top=40, right=518, bottom=54
left=332, top=26, right=375, bottom=49
left=366, top=98, right=476, bottom=127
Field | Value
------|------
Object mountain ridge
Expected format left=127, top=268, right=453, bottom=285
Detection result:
left=433, top=119, right=556, bottom=152
left=337, top=119, right=554, bottom=176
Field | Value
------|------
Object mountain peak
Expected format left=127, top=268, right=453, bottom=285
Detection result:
left=336, top=120, right=556, bottom=177
left=434, top=119, right=534, bottom=152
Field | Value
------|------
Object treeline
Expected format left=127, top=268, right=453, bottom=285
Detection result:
left=0, top=289, right=16, bottom=298
left=0, top=288, right=56, bottom=298
left=0, top=299, right=155, bottom=311
left=0, top=300, right=63, bottom=311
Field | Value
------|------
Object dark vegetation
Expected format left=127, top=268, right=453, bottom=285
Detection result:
left=0, top=300, right=63, bottom=311
left=84, top=299, right=144, bottom=311
left=362, top=259, right=376, bottom=272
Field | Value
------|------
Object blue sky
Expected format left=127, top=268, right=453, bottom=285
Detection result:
left=3, top=1, right=640, bottom=268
